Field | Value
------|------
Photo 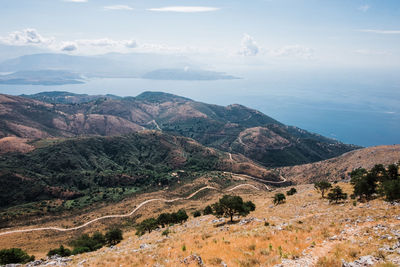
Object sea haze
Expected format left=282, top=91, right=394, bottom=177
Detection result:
left=0, top=68, right=398, bottom=147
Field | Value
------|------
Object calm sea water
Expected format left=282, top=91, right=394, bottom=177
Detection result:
left=1, top=69, right=399, bottom=147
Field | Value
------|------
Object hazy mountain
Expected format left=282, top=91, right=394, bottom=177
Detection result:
left=0, top=92, right=359, bottom=167
left=0, top=44, right=48, bottom=62
left=0, top=53, right=233, bottom=80
left=142, top=68, right=239, bottom=81
left=0, top=70, right=84, bottom=85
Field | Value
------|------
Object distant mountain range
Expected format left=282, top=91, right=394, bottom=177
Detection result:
left=0, top=70, right=84, bottom=85
left=0, top=91, right=359, bottom=167
left=0, top=53, right=238, bottom=84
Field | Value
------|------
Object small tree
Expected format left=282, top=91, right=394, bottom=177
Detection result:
left=203, top=205, right=213, bottom=215
left=286, top=188, right=297, bottom=196
left=157, top=213, right=172, bottom=228
left=350, top=168, right=377, bottom=201
left=105, top=228, right=123, bottom=246
left=314, top=181, right=332, bottom=198
left=212, top=195, right=255, bottom=222
left=273, top=193, right=286, bottom=205
left=382, top=179, right=400, bottom=201
left=176, top=209, right=189, bottom=224
left=327, top=186, right=348, bottom=204
left=139, top=218, right=158, bottom=234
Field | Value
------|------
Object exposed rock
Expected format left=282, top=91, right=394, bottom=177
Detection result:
left=342, top=255, right=381, bottom=266
left=181, top=254, right=203, bottom=266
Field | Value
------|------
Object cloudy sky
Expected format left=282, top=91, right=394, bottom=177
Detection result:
left=0, top=0, right=399, bottom=69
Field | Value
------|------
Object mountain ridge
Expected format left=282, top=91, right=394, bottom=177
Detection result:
left=0, top=91, right=359, bottom=167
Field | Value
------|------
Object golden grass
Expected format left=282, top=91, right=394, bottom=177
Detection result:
left=1, top=181, right=400, bottom=266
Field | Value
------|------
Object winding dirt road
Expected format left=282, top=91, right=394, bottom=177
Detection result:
left=0, top=183, right=264, bottom=237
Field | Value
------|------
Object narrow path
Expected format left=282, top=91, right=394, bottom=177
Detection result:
left=0, top=183, right=262, bottom=237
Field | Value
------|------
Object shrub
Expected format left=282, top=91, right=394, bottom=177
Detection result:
left=193, top=210, right=201, bottom=217
left=105, top=228, right=123, bottom=246
left=273, top=193, right=286, bottom=205
left=70, top=234, right=98, bottom=251
left=162, top=229, right=170, bottom=237
left=71, top=246, right=91, bottom=255
left=286, top=188, right=297, bottom=196
left=203, top=205, right=213, bottom=215
left=47, top=245, right=71, bottom=257
left=0, top=248, right=35, bottom=265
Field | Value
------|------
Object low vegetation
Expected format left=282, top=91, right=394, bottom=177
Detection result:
left=135, top=209, right=189, bottom=236
left=47, top=228, right=123, bottom=257
left=286, top=187, right=297, bottom=196
left=0, top=248, right=35, bottom=265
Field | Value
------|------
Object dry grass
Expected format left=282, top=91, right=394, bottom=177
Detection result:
left=1, top=181, right=400, bottom=266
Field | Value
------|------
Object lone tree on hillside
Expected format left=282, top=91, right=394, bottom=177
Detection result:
left=327, top=186, right=348, bottom=204
left=212, top=195, right=255, bottom=222
left=273, top=193, right=286, bottom=205
left=314, top=181, right=332, bottom=198
left=105, top=228, right=123, bottom=246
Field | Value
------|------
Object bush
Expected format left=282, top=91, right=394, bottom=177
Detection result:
left=203, top=205, right=213, bottom=215
left=286, top=188, right=297, bottom=196
left=193, top=210, right=201, bottom=217
left=0, top=248, right=35, bottom=265
left=273, top=193, right=286, bottom=205
left=47, top=245, right=71, bottom=257
left=105, top=228, right=123, bottom=246
left=71, top=247, right=91, bottom=255
left=162, top=229, right=170, bottom=237
left=70, top=234, right=98, bottom=252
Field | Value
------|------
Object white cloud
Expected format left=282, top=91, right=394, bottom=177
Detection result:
left=63, top=0, right=88, bottom=2
left=61, top=42, right=78, bottom=52
left=148, top=6, right=219, bottom=13
left=239, top=34, right=259, bottom=56
left=359, top=29, right=400, bottom=34
left=104, top=5, right=133, bottom=11
left=0, top=28, right=53, bottom=47
left=358, top=5, right=370, bottom=12
left=125, top=40, right=137, bottom=48
left=270, top=45, right=314, bottom=59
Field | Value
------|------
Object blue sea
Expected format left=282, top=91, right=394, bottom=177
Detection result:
left=1, top=68, right=399, bottom=147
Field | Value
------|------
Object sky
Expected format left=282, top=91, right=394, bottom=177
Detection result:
left=0, top=0, right=400, bottom=70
